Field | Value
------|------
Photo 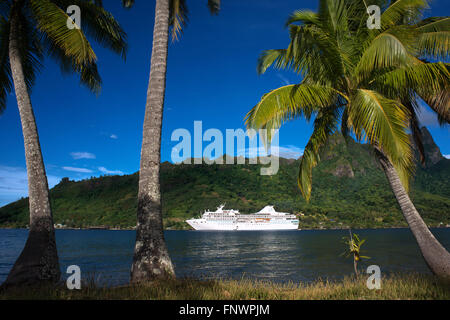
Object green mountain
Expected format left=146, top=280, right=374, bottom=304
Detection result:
left=1, top=128, right=449, bottom=230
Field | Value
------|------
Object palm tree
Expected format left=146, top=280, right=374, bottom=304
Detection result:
left=0, top=0, right=126, bottom=287
left=341, top=231, right=370, bottom=277
left=121, top=0, right=220, bottom=283
left=245, top=0, right=450, bottom=279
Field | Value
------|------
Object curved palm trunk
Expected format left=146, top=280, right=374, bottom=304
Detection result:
left=2, top=3, right=60, bottom=288
left=375, top=148, right=450, bottom=279
left=130, top=0, right=174, bottom=283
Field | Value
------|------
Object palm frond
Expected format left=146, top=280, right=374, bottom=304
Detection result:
left=355, top=27, right=416, bottom=82
left=318, top=0, right=348, bottom=34
left=349, top=89, right=414, bottom=190
left=341, top=107, right=350, bottom=138
left=0, top=16, right=12, bottom=113
left=245, top=84, right=341, bottom=133
left=418, top=89, right=450, bottom=124
left=298, top=105, right=339, bottom=201
left=282, top=24, right=345, bottom=84
left=78, top=61, right=101, bottom=94
left=414, top=16, right=450, bottom=59
left=54, top=0, right=128, bottom=59
left=416, top=16, right=450, bottom=32
left=29, top=0, right=97, bottom=66
left=15, top=8, right=43, bottom=94
left=417, top=31, right=449, bottom=60
left=121, top=0, right=134, bottom=8
left=371, top=62, right=450, bottom=100
left=257, top=49, right=289, bottom=75
left=285, top=10, right=320, bottom=27
left=41, top=34, right=101, bottom=94
left=379, top=0, right=429, bottom=30
left=169, top=0, right=188, bottom=42
left=207, top=0, right=220, bottom=15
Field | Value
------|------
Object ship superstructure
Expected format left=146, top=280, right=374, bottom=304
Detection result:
left=186, top=205, right=299, bottom=230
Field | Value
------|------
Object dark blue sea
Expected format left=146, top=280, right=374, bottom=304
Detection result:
left=1, top=228, right=449, bottom=286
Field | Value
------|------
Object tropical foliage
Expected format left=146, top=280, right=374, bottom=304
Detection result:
left=245, top=0, right=449, bottom=200
left=0, top=0, right=127, bottom=108
left=245, top=0, right=450, bottom=279
left=0, top=0, right=127, bottom=287
left=341, top=232, right=370, bottom=276
left=1, top=132, right=449, bottom=230
left=121, top=0, right=220, bottom=41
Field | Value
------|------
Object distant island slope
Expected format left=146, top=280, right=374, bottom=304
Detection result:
left=1, top=127, right=449, bottom=230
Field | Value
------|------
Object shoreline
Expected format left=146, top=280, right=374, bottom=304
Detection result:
left=1, top=225, right=449, bottom=231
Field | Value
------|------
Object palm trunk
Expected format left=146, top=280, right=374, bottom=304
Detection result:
left=349, top=230, right=358, bottom=277
left=2, top=2, right=60, bottom=288
left=130, top=0, right=174, bottom=283
left=375, top=148, right=450, bottom=279
left=353, top=257, right=358, bottom=278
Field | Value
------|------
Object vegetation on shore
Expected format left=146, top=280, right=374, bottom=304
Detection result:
left=1, top=129, right=449, bottom=231
left=1, top=274, right=449, bottom=300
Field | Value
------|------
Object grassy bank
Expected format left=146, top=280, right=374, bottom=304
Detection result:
left=1, top=274, right=449, bottom=300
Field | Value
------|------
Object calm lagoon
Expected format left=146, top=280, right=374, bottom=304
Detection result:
left=1, top=228, right=449, bottom=286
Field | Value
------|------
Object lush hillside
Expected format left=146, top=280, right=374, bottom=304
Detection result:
left=1, top=128, right=449, bottom=230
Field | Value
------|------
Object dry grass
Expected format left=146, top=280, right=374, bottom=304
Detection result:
left=1, top=273, right=449, bottom=300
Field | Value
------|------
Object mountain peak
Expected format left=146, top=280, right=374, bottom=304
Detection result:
left=419, top=126, right=444, bottom=167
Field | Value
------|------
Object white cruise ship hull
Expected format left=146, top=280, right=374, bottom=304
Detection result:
left=186, top=219, right=299, bottom=231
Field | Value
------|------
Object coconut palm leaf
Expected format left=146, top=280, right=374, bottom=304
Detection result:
left=355, top=27, right=417, bottom=82
left=245, top=0, right=450, bottom=279
left=417, top=31, right=450, bottom=60
left=416, top=16, right=450, bottom=32
left=0, top=16, right=11, bottom=113
left=317, top=0, right=348, bottom=34
left=285, top=10, right=320, bottom=27
left=379, top=0, right=430, bottom=31
left=298, top=105, right=340, bottom=200
left=245, top=84, right=340, bottom=133
left=257, top=49, right=289, bottom=75
left=415, top=16, right=450, bottom=59
left=29, top=0, right=97, bottom=66
left=277, top=24, right=345, bottom=83
left=207, top=0, right=220, bottom=15
left=15, top=8, right=43, bottom=93
left=169, top=0, right=188, bottom=41
left=371, top=62, right=450, bottom=99
left=121, top=0, right=134, bottom=8
left=349, top=89, right=414, bottom=190
left=418, top=88, right=450, bottom=124
left=1, top=0, right=128, bottom=287
left=54, top=0, right=127, bottom=59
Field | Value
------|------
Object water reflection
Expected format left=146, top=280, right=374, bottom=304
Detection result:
left=0, top=228, right=449, bottom=286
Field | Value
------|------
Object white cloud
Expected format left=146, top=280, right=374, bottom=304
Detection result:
left=63, top=166, right=93, bottom=173
left=0, top=166, right=60, bottom=207
left=275, top=145, right=304, bottom=159
left=110, top=134, right=118, bottom=139
left=98, top=167, right=124, bottom=175
left=70, top=152, right=96, bottom=160
left=238, top=145, right=303, bottom=159
left=444, top=154, right=450, bottom=159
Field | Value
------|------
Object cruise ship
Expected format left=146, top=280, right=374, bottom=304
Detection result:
left=186, top=205, right=299, bottom=230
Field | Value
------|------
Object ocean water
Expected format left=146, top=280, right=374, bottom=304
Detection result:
left=1, top=228, right=449, bottom=286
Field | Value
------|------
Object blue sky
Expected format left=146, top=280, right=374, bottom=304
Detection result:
left=0, top=0, right=449, bottom=206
